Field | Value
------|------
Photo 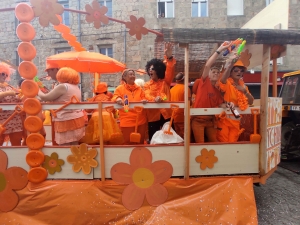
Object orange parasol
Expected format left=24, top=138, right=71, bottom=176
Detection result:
left=46, top=51, right=126, bottom=73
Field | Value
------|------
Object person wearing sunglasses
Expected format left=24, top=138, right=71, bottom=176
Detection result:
left=217, top=51, right=254, bottom=142
left=0, top=63, right=23, bottom=146
left=144, top=42, right=176, bottom=142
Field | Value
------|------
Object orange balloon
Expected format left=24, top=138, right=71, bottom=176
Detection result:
left=68, top=41, right=82, bottom=49
left=62, top=33, right=77, bottom=42
left=17, top=42, right=36, bottom=61
left=23, top=98, right=42, bottom=115
left=18, top=61, right=37, bottom=79
left=26, top=150, right=45, bottom=167
left=26, top=133, right=45, bottom=150
left=16, top=23, right=36, bottom=42
left=21, top=80, right=39, bottom=98
left=27, top=167, right=48, bottom=183
left=24, top=116, right=43, bottom=133
left=54, top=24, right=71, bottom=33
left=15, top=3, right=34, bottom=22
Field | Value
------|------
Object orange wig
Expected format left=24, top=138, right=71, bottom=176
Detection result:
left=0, top=63, right=13, bottom=81
left=56, top=67, right=80, bottom=85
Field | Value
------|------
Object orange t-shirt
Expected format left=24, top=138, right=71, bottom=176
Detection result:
left=111, top=84, right=147, bottom=127
left=170, top=83, right=191, bottom=122
left=193, top=77, right=224, bottom=108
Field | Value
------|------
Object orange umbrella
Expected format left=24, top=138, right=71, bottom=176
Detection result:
left=46, top=51, right=126, bottom=73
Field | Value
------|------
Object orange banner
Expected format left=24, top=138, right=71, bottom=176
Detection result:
left=0, top=177, right=257, bottom=224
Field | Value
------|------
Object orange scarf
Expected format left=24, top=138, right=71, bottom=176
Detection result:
left=228, top=78, right=248, bottom=111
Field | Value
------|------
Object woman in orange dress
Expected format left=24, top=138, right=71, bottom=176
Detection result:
left=38, top=67, right=85, bottom=145
left=144, top=42, right=176, bottom=141
left=112, top=69, right=147, bottom=144
left=217, top=51, right=254, bottom=142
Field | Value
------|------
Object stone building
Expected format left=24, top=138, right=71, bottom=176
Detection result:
left=0, top=0, right=299, bottom=99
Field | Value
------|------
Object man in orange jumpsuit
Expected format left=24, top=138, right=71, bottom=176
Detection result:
left=192, top=42, right=232, bottom=143
left=217, top=52, right=254, bottom=142
left=170, top=72, right=191, bottom=139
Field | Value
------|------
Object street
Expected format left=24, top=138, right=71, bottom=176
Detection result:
left=255, top=166, right=300, bottom=224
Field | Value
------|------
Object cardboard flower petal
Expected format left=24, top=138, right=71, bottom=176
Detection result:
left=195, top=148, right=218, bottom=170
left=85, top=0, right=109, bottom=29
left=111, top=147, right=173, bottom=211
left=43, top=152, right=65, bottom=175
left=67, top=143, right=98, bottom=175
left=0, top=150, right=28, bottom=212
left=125, top=15, right=148, bottom=40
left=30, top=0, right=64, bottom=27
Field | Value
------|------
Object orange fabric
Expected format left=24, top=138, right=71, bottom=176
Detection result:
left=111, top=84, right=147, bottom=127
left=174, top=122, right=184, bottom=139
left=192, top=78, right=200, bottom=94
left=120, top=122, right=147, bottom=144
left=144, top=58, right=176, bottom=122
left=0, top=131, right=23, bottom=146
left=54, top=116, right=85, bottom=133
left=0, top=177, right=258, bottom=224
left=94, top=82, right=107, bottom=93
left=193, top=77, right=224, bottom=108
left=170, top=83, right=190, bottom=122
left=191, top=116, right=218, bottom=143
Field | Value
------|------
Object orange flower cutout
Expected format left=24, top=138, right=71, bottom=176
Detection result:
left=85, top=0, right=109, bottom=29
left=125, top=15, right=148, bottom=40
left=43, top=152, right=65, bottom=175
left=67, top=143, right=98, bottom=175
left=111, top=147, right=173, bottom=211
left=195, top=148, right=218, bottom=170
left=30, top=0, right=64, bottom=27
left=0, top=150, right=28, bottom=212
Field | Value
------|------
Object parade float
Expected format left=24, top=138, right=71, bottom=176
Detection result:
left=0, top=0, right=299, bottom=224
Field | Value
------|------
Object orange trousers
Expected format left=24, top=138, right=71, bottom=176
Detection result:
left=216, top=116, right=244, bottom=143
left=191, top=117, right=218, bottom=143
left=174, top=122, right=184, bottom=139
left=120, top=123, right=147, bottom=145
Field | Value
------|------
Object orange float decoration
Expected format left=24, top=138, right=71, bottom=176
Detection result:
left=23, top=98, right=42, bottom=115
left=17, top=42, right=37, bottom=61
left=85, top=0, right=109, bottom=29
left=27, top=167, right=48, bottom=183
left=195, top=148, right=218, bottom=170
left=43, top=152, right=65, bottom=175
left=26, top=150, right=45, bottom=167
left=18, top=61, right=37, bottom=79
left=53, top=24, right=71, bottom=33
left=15, top=3, right=34, bottom=22
left=26, top=133, right=45, bottom=150
left=16, top=23, right=36, bottom=42
left=24, top=116, right=43, bottom=133
left=21, top=80, right=39, bottom=98
left=62, top=33, right=77, bottom=42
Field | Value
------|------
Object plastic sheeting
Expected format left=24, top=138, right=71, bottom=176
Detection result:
left=0, top=177, right=258, bottom=224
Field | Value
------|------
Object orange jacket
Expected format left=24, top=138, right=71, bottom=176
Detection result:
left=112, top=84, right=147, bottom=127
left=143, top=57, right=176, bottom=122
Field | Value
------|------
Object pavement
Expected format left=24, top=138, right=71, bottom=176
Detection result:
left=255, top=166, right=300, bottom=225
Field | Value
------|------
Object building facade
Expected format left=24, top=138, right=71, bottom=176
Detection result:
left=0, top=0, right=299, bottom=99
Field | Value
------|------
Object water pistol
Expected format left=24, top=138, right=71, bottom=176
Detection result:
left=34, top=76, right=49, bottom=93
left=124, top=94, right=129, bottom=112
left=222, top=38, right=243, bottom=56
left=237, top=40, right=246, bottom=55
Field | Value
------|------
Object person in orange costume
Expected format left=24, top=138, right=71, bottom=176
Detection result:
left=170, top=72, right=191, bottom=139
left=112, top=69, right=148, bottom=144
left=217, top=51, right=254, bottom=142
left=86, top=82, right=111, bottom=113
left=144, top=42, right=176, bottom=141
left=0, top=63, right=23, bottom=146
left=192, top=42, right=232, bottom=143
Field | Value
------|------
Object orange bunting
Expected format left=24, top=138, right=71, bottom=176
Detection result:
left=125, top=15, right=148, bottom=40
left=195, top=148, right=218, bottom=170
left=228, top=77, right=249, bottom=111
left=85, top=0, right=109, bottom=29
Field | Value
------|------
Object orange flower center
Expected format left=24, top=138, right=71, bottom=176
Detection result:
left=0, top=172, right=6, bottom=192
left=81, top=155, right=87, bottom=161
left=134, top=25, right=140, bottom=31
left=94, top=11, right=101, bottom=19
left=132, top=168, right=154, bottom=189
left=48, top=159, right=57, bottom=168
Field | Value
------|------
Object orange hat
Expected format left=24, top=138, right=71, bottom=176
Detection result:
left=44, top=62, right=59, bottom=72
left=233, top=59, right=246, bottom=68
left=94, top=82, right=107, bottom=93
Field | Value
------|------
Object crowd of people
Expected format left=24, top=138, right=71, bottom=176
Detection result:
left=0, top=41, right=255, bottom=146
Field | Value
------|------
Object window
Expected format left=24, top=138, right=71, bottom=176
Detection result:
left=270, top=57, right=283, bottom=65
left=98, top=45, right=113, bottom=58
left=55, top=47, right=71, bottom=54
left=191, top=0, right=208, bottom=17
left=227, top=0, right=243, bottom=16
left=99, top=0, right=112, bottom=17
left=266, top=0, right=274, bottom=6
left=59, top=1, right=70, bottom=26
left=158, top=0, right=174, bottom=18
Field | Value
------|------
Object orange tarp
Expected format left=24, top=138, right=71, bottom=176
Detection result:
left=0, top=177, right=258, bottom=224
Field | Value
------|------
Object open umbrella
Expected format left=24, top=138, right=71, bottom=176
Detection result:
left=46, top=51, right=126, bottom=73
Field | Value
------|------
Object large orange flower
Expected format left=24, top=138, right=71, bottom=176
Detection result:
left=67, top=143, right=98, bottom=175
left=125, top=15, right=148, bottom=40
left=0, top=150, right=28, bottom=212
left=195, top=148, right=218, bottom=170
left=111, top=147, right=173, bottom=211
left=85, top=0, right=109, bottom=29
left=30, top=0, right=64, bottom=27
